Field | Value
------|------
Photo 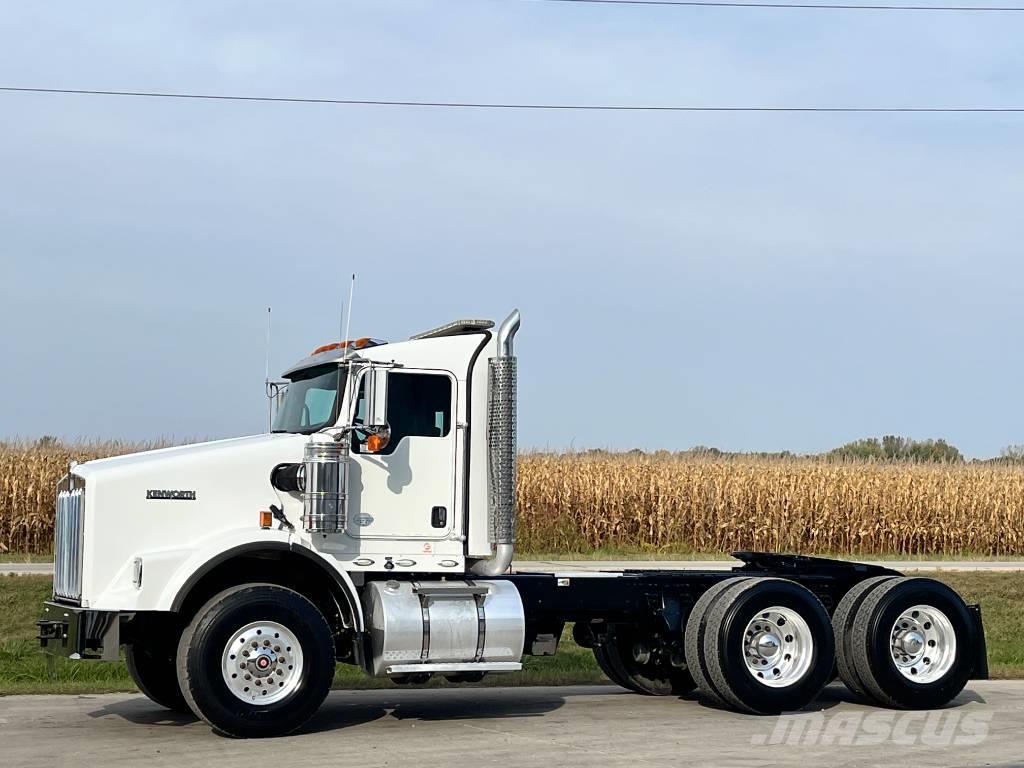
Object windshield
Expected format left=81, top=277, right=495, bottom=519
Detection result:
left=272, top=364, right=344, bottom=434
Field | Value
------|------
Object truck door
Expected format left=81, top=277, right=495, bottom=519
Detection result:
left=346, top=369, right=457, bottom=541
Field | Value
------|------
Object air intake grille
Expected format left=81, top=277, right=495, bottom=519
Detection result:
left=54, top=475, right=85, bottom=603
left=487, top=356, right=517, bottom=545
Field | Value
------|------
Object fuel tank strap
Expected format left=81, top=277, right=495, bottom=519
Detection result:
left=466, top=580, right=487, bottom=662
left=412, top=581, right=431, bottom=661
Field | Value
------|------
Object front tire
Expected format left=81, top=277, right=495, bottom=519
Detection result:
left=176, top=584, right=336, bottom=738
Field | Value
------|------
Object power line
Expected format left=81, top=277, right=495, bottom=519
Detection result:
left=528, top=0, right=1024, bottom=11
left=2, top=86, right=1023, bottom=113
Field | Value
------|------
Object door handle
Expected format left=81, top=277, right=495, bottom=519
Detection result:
left=431, top=506, right=447, bottom=528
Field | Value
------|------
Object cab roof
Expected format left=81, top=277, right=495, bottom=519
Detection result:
left=280, top=318, right=494, bottom=379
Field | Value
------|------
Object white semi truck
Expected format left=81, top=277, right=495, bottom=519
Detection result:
left=38, top=310, right=987, bottom=737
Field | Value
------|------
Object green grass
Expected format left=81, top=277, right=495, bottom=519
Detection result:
left=0, top=576, right=135, bottom=694
left=1, top=573, right=1019, bottom=695
left=938, top=572, right=1024, bottom=679
left=518, top=547, right=1024, bottom=561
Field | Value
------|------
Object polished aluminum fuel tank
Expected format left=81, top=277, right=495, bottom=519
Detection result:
left=363, top=579, right=525, bottom=677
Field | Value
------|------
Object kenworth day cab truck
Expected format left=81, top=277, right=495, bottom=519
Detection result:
left=38, top=310, right=987, bottom=738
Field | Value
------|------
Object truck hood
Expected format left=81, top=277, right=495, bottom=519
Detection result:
left=69, top=432, right=311, bottom=611
left=72, top=433, right=308, bottom=482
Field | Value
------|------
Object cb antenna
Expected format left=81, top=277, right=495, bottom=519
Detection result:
left=343, top=273, right=356, bottom=349
left=265, top=306, right=273, bottom=432
left=342, top=274, right=357, bottom=426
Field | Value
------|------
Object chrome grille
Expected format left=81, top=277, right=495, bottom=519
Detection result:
left=54, top=474, right=85, bottom=602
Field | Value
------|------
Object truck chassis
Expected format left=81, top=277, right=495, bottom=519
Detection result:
left=40, top=550, right=987, bottom=735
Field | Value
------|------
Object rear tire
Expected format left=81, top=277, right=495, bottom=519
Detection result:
left=684, top=577, right=749, bottom=707
left=849, top=577, right=977, bottom=709
left=443, top=672, right=485, bottom=683
left=593, top=643, right=638, bottom=691
left=832, top=575, right=897, bottom=701
left=176, top=583, right=336, bottom=738
left=702, top=578, right=835, bottom=714
left=596, top=625, right=695, bottom=695
left=126, top=632, right=190, bottom=713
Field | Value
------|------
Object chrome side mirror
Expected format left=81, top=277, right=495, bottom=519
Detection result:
left=363, top=366, right=389, bottom=429
left=360, top=366, right=391, bottom=453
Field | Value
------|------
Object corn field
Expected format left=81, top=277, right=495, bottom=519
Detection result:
left=519, top=453, right=1024, bottom=556
left=3, top=441, right=1024, bottom=556
left=0, top=440, right=173, bottom=554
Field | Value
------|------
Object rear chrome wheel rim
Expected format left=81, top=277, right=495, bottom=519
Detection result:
left=890, top=605, right=956, bottom=683
left=221, top=621, right=304, bottom=704
left=743, top=606, right=814, bottom=688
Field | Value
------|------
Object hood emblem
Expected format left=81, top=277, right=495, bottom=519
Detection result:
left=146, top=489, right=197, bottom=501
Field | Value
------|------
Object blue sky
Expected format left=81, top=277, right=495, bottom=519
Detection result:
left=1, top=1, right=1022, bottom=457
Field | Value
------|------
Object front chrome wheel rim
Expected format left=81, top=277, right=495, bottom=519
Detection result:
left=221, top=621, right=304, bottom=704
left=743, top=606, right=814, bottom=688
left=890, top=605, right=956, bottom=683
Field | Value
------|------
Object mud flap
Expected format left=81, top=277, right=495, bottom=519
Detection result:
left=968, top=604, right=989, bottom=680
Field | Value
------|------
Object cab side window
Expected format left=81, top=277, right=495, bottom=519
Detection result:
left=354, top=372, right=451, bottom=455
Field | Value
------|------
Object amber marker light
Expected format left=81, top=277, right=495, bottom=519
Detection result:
left=366, top=433, right=390, bottom=453
left=311, top=341, right=346, bottom=355
left=259, top=510, right=273, bottom=529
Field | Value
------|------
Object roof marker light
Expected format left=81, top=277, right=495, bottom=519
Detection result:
left=309, top=338, right=385, bottom=356
left=310, top=341, right=349, bottom=355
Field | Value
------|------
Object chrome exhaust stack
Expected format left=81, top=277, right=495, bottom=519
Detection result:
left=471, top=309, right=520, bottom=577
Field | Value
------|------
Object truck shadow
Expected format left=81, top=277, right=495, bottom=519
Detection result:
left=689, top=682, right=986, bottom=715
left=87, top=696, right=389, bottom=733
left=818, top=682, right=987, bottom=709
left=86, top=697, right=200, bottom=727
left=86, top=686, right=569, bottom=736
left=87, top=683, right=984, bottom=736
left=299, top=686, right=569, bottom=735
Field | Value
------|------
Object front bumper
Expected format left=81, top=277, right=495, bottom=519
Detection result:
left=37, top=601, right=120, bottom=661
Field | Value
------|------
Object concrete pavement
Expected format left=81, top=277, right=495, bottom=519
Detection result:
left=1, top=682, right=1021, bottom=768
left=2, top=562, right=53, bottom=576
